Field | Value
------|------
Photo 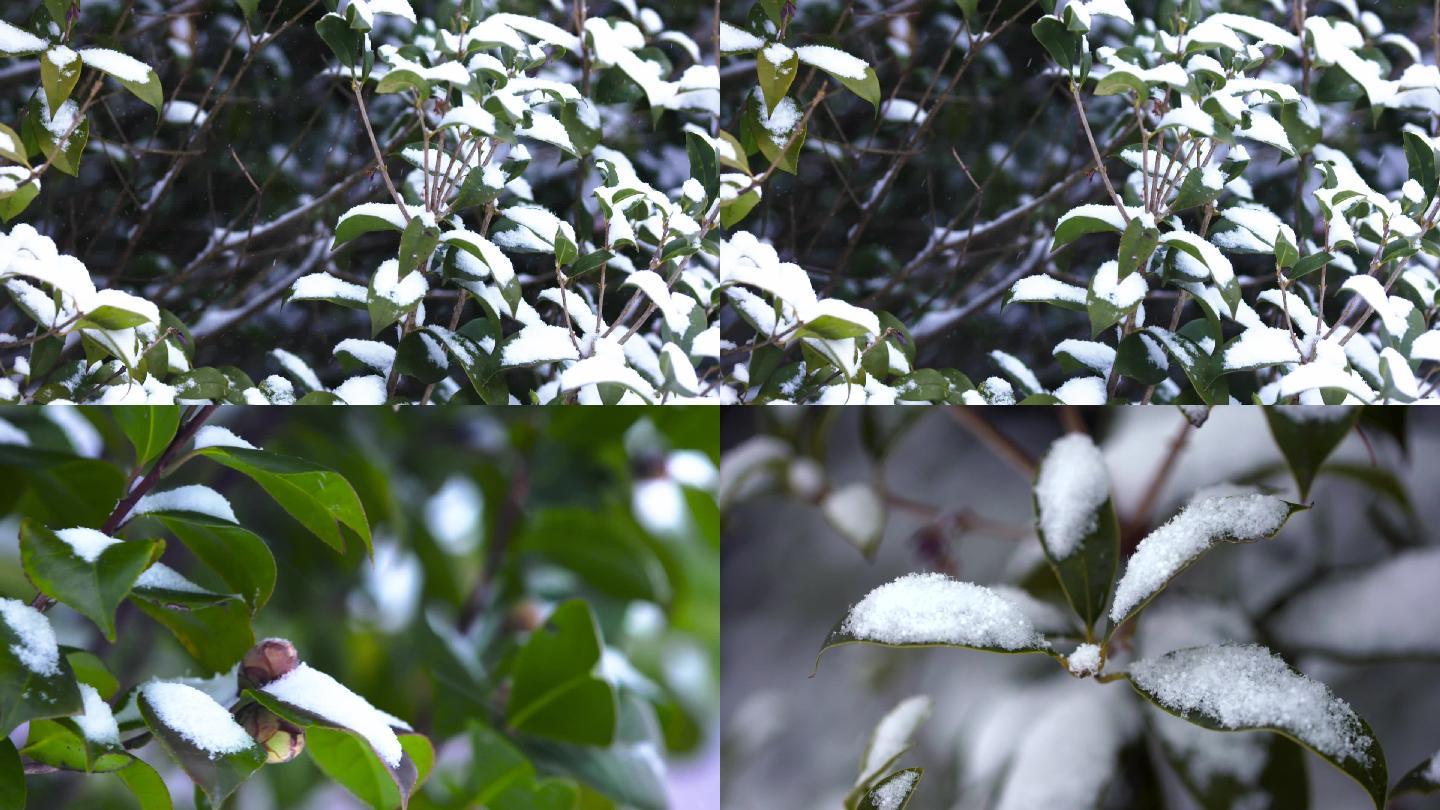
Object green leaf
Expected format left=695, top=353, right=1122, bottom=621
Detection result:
left=1117, top=217, right=1160, bottom=277
left=116, top=69, right=165, bottom=114
left=519, top=693, right=666, bottom=810
left=1172, top=168, right=1225, bottom=213
left=839, top=66, right=882, bottom=111
left=158, top=515, right=275, bottom=610
left=21, top=717, right=129, bottom=773
left=859, top=768, right=923, bottom=810
left=19, top=520, right=162, bottom=641
left=1287, top=250, right=1334, bottom=281
left=506, top=599, right=617, bottom=746
left=139, top=691, right=266, bottom=807
left=1032, top=15, right=1080, bottom=71
left=333, top=207, right=408, bottom=247
left=1143, top=326, right=1228, bottom=406
left=171, top=368, right=231, bottom=401
left=1115, top=332, right=1168, bottom=385
left=66, top=649, right=120, bottom=699
left=306, top=726, right=423, bottom=810
left=1, top=609, right=83, bottom=738
left=685, top=130, right=719, bottom=202
left=1051, top=208, right=1127, bottom=251
left=0, top=122, right=26, bottom=165
left=41, top=49, right=82, bottom=116
left=0, top=447, right=126, bottom=528
left=1403, top=130, right=1437, bottom=202
left=196, top=446, right=371, bottom=554
left=316, top=13, right=362, bottom=69
left=115, top=757, right=174, bottom=810
left=397, top=215, right=440, bottom=277
left=1033, top=435, right=1120, bottom=633
left=1393, top=753, right=1440, bottom=796
left=395, top=329, right=449, bottom=384
left=1264, top=406, right=1359, bottom=500
left=114, top=406, right=181, bottom=466
left=1127, top=645, right=1387, bottom=810
left=517, top=509, right=670, bottom=603
left=756, top=42, right=798, bottom=114
left=130, top=589, right=254, bottom=676
left=0, top=739, right=22, bottom=810
left=235, top=0, right=259, bottom=19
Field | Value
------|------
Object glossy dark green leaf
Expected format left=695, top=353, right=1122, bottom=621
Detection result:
left=66, top=649, right=119, bottom=699
left=0, top=447, right=126, bottom=528
left=139, top=691, right=266, bottom=807
left=685, top=130, right=719, bottom=202
left=1403, top=130, right=1437, bottom=201
left=396, top=330, right=449, bottom=385
left=317, top=13, right=362, bottom=69
left=859, top=768, right=923, bottom=810
left=1116, top=332, right=1168, bottom=385
left=114, top=406, right=182, bottom=466
left=520, top=693, right=666, bottom=810
left=159, top=515, right=276, bottom=610
left=398, top=217, right=440, bottom=277
left=0, top=738, right=21, bottom=810
left=130, top=590, right=254, bottom=676
left=19, top=520, right=163, bottom=640
left=196, top=446, right=371, bottom=554
left=21, top=717, right=129, bottom=773
left=1033, top=15, right=1080, bottom=71
left=1117, top=217, right=1160, bottom=276
left=506, top=599, right=617, bottom=746
left=1033, top=437, right=1120, bottom=633
left=115, top=757, right=174, bottom=810
left=0, top=606, right=82, bottom=737
left=1392, top=753, right=1440, bottom=796
left=305, top=726, right=425, bottom=810
left=1264, top=406, right=1360, bottom=500
left=1128, top=646, right=1387, bottom=810
left=755, top=42, right=798, bottom=114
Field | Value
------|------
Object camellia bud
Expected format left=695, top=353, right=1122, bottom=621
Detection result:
left=239, top=638, right=299, bottom=690
left=236, top=703, right=306, bottom=764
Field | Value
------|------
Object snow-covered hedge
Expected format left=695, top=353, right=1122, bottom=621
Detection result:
left=1, top=2, right=717, bottom=404
left=718, top=0, right=1440, bottom=404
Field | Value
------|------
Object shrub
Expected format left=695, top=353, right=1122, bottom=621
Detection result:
left=717, top=1, right=1440, bottom=404
left=0, top=405, right=718, bottom=808
left=722, top=405, right=1440, bottom=807
left=0, top=2, right=718, bottom=404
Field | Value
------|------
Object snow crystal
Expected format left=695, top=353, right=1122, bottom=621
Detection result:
left=501, top=323, right=580, bottom=366
left=1035, top=433, right=1109, bottom=560
left=46, top=45, right=77, bottom=67
left=55, top=527, right=120, bottom=563
left=841, top=573, right=1048, bottom=650
left=795, top=45, right=868, bottom=80
left=1055, top=340, right=1114, bottom=376
left=193, top=425, right=255, bottom=451
left=262, top=663, right=404, bottom=767
left=291, top=273, right=366, bottom=304
left=0, top=20, right=47, bottom=54
left=335, top=339, right=395, bottom=376
left=860, top=696, right=931, bottom=785
left=1129, top=643, right=1372, bottom=763
left=1340, top=276, right=1408, bottom=337
left=757, top=95, right=801, bottom=140
left=371, top=259, right=427, bottom=307
left=1054, top=377, right=1107, bottom=405
left=334, top=375, right=388, bottom=405
left=132, top=485, right=237, bottom=523
left=1110, top=495, right=1290, bottom=623
left=1068, top=643, right=1102, bottom=676
left=1010, top=275, right=1086, bottom=305
left=821, top=483, right=884, bottom=549
left=871, top=770, right=918, bottom=810
left=0, top=597, right=61, bottom=676
left=761, top=42, right=794, bottom=68
left=1209, top=12, right=1301, bottom=51
left=141, top=681, right=256, bottom=757
left=135, top=562, right=209, bottom=594
left=1271, top=548, right=1440, bottom=657
left=74, top=683, right=120, bottom=745
left=79, top=48, right=152, bottom=83
left=990, top=350, right=1043, bottom=395
left=1223, top=326, right=1300, bottom=370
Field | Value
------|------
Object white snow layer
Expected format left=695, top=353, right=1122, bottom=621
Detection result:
left=141, top=681, right=257, bottom=757
left=135, top=562, right=210, bottom=594
left=1110, top=494, right=1290, bottom=622
left=859, top=695, right=931, bottom=786
left=55, top=527, right=121, bottom=563
left=840, top=573, right=1048, bottom=650
left=821, top=482, right=884, bottom=550
left=0, top=597, right=61, bottom=676
left=1034, top=433, right=1110, bottom=560
left=1068, top=643, right=1103, bottom=676
left=75, top=683, right=121, bottom=745
left=994, top=683, right=1137, bottom=810
left=132, top=485, right=237, bottom=523
left=871, top=770, right=918, bottom=810
left=193, top=425, right=256, bottom=451
left=1128, top=643, right=1373, bottom=764
left=262, top=663, right=404, bottom=767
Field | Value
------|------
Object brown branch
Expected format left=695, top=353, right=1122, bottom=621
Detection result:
left=945, top=407, right=1037, bottom=478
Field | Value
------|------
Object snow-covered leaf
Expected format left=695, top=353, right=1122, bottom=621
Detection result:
left=1264, top=406, right=1359, bottom=499
left=1033, top=433, right=1119, bottom=632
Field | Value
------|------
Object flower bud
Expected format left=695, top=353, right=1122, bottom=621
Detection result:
left=236, top=703, right=306, bottom=764
left=239, top=638, right=299, bottom=690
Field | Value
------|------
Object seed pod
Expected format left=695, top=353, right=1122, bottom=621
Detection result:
left=236, top=703, right=306, bottom=764
left=239, top=638, right=300, bottom=690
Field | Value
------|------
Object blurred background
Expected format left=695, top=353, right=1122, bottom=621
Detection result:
left=721, top=406, right=1440, bottom=809
left=1, top=406, right=719, bottom=809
